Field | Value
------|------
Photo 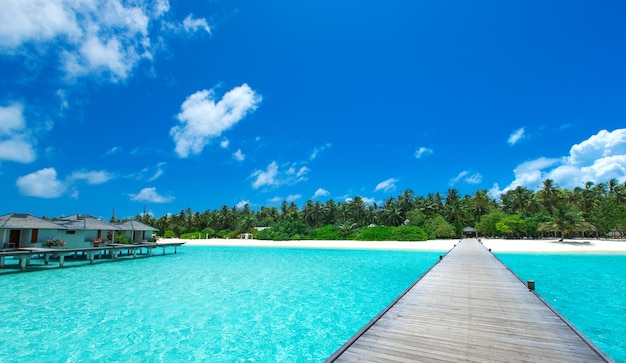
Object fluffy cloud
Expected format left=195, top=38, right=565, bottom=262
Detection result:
left=313, top=188, right=330, bottom=198
left=171, top=84, right=262, bottom=158
left=68, top=170, right=114, bottom=184
left=251, top=161, right=309, bottom=189
left=16, top=167, right=115, bottom=198
left=183, top=14, right=211, bottom=34
left=415, top=146, right=433, bottom=159
left=496, top=129, right=626, bottom=194
left=0, top=0, right=209, bottom=82
left=449, top=170, right=483, bottom=186
left=508, top=127, right=525, bottom=145
left=374, top=178, right=398, bottom=192
left=236, top=200, right=250, bottom=209
left=16, top=168, right=65, bottom=198
left=233, top=149, right=245, bottom=161
left=0, top=103, right=36, bottom=163
left=129, top=187, right=174, bottom=203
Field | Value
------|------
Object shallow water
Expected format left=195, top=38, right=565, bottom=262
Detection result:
left=0, top=247, right=440, bottom=362
left=496, top=253, right=626, bottom=362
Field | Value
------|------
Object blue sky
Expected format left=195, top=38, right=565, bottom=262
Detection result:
left=1, top=1, right=626, bottom=220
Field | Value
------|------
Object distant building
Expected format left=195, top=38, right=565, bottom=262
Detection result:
left=0, top=212, right=159, bottom=249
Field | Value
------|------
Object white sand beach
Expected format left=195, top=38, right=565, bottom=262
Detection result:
left=159, top=237, right=626, bottom=254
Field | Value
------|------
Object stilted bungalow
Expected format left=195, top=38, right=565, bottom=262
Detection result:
left=0, top=213, right=66, bottom=249
left=54, top=214, right=121, bottom=249
left=115, top=220, right=158, bottom=243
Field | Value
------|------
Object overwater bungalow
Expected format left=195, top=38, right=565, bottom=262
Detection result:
left=0, top=213, right=66, bottom=249
left=54, top=214, right=121, bottom=248
left=114, top=220, right=158, bottom=243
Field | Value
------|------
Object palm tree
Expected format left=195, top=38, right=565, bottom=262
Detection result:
left=538, top=179, right=560, bottom=213
left=381, top=198, right=404, bottom=226
left=398, top=189, right=415, bottom=215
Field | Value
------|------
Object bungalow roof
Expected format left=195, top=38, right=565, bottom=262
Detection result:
left=0, top=213, right=67, bottom=230
left=55, top=214, right=121, bottom=230
left=116, top=220, right=158, bottom=232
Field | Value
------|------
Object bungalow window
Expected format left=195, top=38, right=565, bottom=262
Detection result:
left=31, top=229, right=39, bottom=243
left=67, top=230, right=76, bottom=235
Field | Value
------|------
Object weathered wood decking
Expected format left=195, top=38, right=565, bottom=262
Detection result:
left=327, top=238, right=613, bottom=363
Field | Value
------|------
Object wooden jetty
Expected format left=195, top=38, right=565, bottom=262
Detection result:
left=327, top=238, right=613, bottom=363
left=0, top=241, right=184, bottom=271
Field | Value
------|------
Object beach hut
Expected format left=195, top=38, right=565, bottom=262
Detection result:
left=462, top=226, right=477, bottom=238
left=54, top=214, right=121, bottom=248
left=0, top=213, right=66, bottom=249
left=115, top=220, right=158, bottom=243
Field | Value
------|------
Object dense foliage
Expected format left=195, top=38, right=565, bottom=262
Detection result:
left=124, top=179, right=626, bottom=241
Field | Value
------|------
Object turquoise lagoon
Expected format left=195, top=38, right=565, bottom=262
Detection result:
left=0, top=247, right=441, bottom=362
left=0, top=247, right=624, bottom=362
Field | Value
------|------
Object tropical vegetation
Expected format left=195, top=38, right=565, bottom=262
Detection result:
left=125, top=179, right=626, bottom=241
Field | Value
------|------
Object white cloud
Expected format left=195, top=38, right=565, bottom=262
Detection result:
left=251, top=161, right=309, bottom=189
left=16, top=167, right=65, bottom=198
left=236, top=200, right=250, bottom=209
left=449, top=171, right=468, bottom=186
left=183, top=14, right=211, bottom=34
left=129, top=187, right=174, bottom=203
left=136, top=162, right=166, bottom=181
left=0, top=103, right=36, bottom=163
left=268, top=196, right=282, bottom=203
left=171, top=84, right=262, bottom=158
left=449, top=170, right=484, bottom=186
left=0, top=0, right=209, bottom=83
left=16, top=166, right=116, bottom=198
left=252, top=161, right=279, bottom=189
left=313, top=188, right=330, bottom=198
left=233, top=149, right=245, bottom=161
left=286, top=194, right=301, bottom=203
left=310, top=143, right=331, bottom=160
left=220, top=139, right=229, bottom=148
left=465, top=173, right=483, bottom=184
left=104, top=146, right=122, bottom=156
left=374, top=178, right=398, bottom=192
left=415, top=146, right=433, bottom=159
left=497, top=129, right=626, bottom=195
left=508, top=128, right=525, bottom=145
left=69, top=170, right=114, bottom=184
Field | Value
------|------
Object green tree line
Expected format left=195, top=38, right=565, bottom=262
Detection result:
left=125, top=179, right=626, bottom=241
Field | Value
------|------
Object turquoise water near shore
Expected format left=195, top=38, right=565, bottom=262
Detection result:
left=0, top=247, right=440, bottom=362
left=0, top=247, right=623, bottom=362
left=497, top=253, right=626, bottom=362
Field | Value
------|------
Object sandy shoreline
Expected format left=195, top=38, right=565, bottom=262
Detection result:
left=159, top=237, right=626, bottom=254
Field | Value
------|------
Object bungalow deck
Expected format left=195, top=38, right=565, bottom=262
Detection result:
left=327, top=238, right=613, bottom=362
left=0, top=241, right=185, bottom=271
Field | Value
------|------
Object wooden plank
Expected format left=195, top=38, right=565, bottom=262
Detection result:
left=327, top=238, right=613, bottom=363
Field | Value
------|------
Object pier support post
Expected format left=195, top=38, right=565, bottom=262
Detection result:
left=162, top=247, right=166, bottom=255
left=88, top=252, right=95, bottom=264
left=132, top=249, right=137, bottom=259
left=59, top=255, right=65, bottom=267
left=174, top=246, right=177, bottom=254
left=20, top=257, right=27, bottom=271
left=44, top=253, right=50, bottom=265
left=0, top=256, right=4, bottom=268
left=148, top=248, right=152, bottom=257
